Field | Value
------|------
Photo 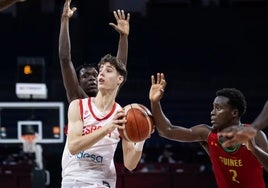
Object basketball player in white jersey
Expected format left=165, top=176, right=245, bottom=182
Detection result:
left=61, top=54, right=146, bottom=188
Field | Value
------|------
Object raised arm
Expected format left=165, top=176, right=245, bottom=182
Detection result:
left=149, top=73, right=172, bottom=138
left=109, top=10, right=130, bottom=66
left=149, top=73, right=209, bottom=142
left=0, top=0, right=24, bottom=11
left=59, top=0, right=82, bottom=103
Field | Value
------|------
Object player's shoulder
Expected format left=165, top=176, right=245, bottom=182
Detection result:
left=115, top=102, right=122, bottom=109
left=69, top=98, right=84, bottom=110
left=70, top=98, right=80, bottom=105
left=196, top=123, right=212, bottom=130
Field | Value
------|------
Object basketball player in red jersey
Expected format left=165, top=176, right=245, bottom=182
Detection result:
left=59, top=0, right=130, bottom=103
left=0, top=0, right=25, bottom=11
left=218, top=100, right=268, bottom=147
left=149, top=73, right=268, bottom=188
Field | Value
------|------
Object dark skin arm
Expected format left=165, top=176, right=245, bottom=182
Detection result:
left=109, top=10, right=130, bottom=66
left=0, top=0, right=24, bottom=11
left=58, top=0, right=81, bottom=103
left=149, top=73, right=268, bottom=171
left=59, top=1, right=130, bottom=103
left=149, top=73, right=210, bottom=143
left=246, top=130, right=268, bottom=171
left=251, top=100, right=268, bottom=131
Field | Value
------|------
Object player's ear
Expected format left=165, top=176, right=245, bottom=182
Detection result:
left=117, top=75, right=124, bottom=85
left=232, top=109, right=239, bottom=118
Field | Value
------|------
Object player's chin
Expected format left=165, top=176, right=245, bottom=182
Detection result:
left=212, top=123, right=219, bottom=129
left=213, top=123, right=226, bottom=130
left=88, top=85, right=98, bottom=90
left=86, top=87, right=98, bottom=93
left=97, top=84, right=106, bottom=90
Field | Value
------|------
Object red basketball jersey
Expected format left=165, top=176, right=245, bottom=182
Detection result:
left=208, top=126, right=265, bottom=188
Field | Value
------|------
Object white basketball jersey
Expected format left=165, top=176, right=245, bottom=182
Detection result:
left=62, top=98, right=122, bottom=188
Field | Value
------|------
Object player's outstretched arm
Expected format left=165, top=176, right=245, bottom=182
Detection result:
left=246, top=131, right=268, bottom=171
left=149, top=73, right=172, bottom=138
left=218, top=126, right=257, bottom=147
left=149, top=73, right=210, bottom=142
left=251, top=100, right=268, bottom=131
left=109, top=9, right=130, bottom=66
left=0, top=0, right=24, bottom=11
left=59, top=0, right=81, bottom=103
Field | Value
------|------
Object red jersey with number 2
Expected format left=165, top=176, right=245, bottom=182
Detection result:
left=208, top=126, right=265, bottom=188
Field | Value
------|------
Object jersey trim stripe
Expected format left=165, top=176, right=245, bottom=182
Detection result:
left=88, top=98, right=117, bottom=121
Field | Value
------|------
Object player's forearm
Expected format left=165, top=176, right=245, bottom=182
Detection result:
left=68, top=126, right=111, bottom=155
left=124, top=151, right=142, bottom=171
left=59, top=17, right=71, bottom=62
left=0, top=0, right=18, bottom=11
left=251, top=101, right=268, bottom=131
left=251, top=145, right=268, bottom=171
left=116, top=34, right=128, bottom=66
left=151, top=101, right=173, bottom=136
left=123, top=140, right=144, bottom=171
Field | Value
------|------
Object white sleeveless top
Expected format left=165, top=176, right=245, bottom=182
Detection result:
left=61, top=97, right=121, bottom=188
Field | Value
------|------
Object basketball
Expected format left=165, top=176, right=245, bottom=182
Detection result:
left=119, top=103, right=155, bottom=142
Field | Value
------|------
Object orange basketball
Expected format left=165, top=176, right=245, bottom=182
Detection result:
left=119, top=103, right=155, bottom=142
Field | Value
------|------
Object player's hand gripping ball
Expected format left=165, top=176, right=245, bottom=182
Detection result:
left=118, top=103, right=155, bottom=142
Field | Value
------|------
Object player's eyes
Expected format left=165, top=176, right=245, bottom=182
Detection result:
left=216, top=106, right=221, bottom=111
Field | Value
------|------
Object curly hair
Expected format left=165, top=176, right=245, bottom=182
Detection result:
left=75, top=63, right=98, bottom=80
left=216, top=88, right=247, bottom=117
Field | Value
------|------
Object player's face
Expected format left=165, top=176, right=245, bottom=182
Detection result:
left=210, top=96, right=236, bottom=130
left=79, top=67, right=98, bottom=97
left=98, top=62, right=122, bottom=91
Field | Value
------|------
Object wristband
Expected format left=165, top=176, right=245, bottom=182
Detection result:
left=134, top=140, right=145, bottom=151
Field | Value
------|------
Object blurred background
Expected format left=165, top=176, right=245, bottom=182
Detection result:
left=0, top=0, right=268, bottom=187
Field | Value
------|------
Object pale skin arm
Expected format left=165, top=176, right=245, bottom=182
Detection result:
left=218, top=100, right=268, bottom=147
left=110, top=10, right=137, bottom=171
left=59, top=0, right=83, bottom=103
left=149, top=73, right=210, bottom=142
left=67, top=99, right=127, bottom=155
left=109, top=9, right=130, bottom=66
left=121, top=139, right=145, bottom=171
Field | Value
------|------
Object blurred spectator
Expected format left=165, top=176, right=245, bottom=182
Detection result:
left=158, top=145, right=176, bottom=164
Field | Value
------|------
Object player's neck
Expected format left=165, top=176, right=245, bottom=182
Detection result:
left=93, top=94, right=115, bottom=113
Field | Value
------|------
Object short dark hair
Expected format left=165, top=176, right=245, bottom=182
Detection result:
left=75, top=63, right=98, bottom=79
left=97, top=54, right=128, bottom=87
left=216, top=88, right=247, bottom=117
